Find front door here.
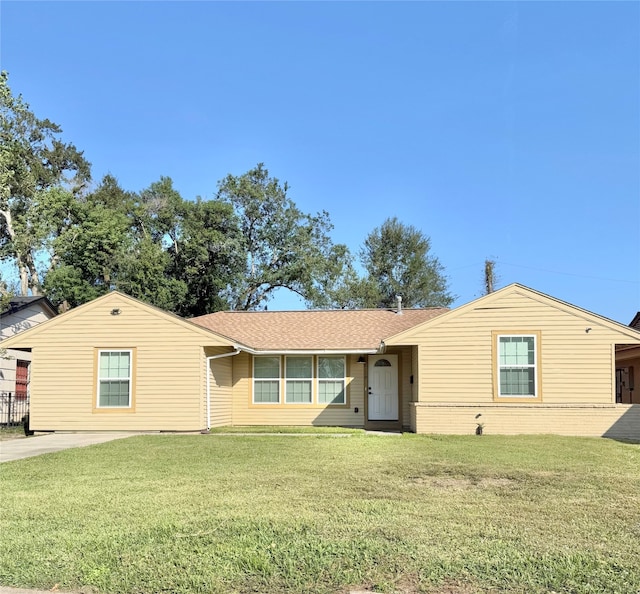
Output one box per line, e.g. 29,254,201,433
368,355,398,421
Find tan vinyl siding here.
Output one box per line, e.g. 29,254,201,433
207,347,235,427
398,292,635,406
22,294,231,431
231,353,365,427
413,403,640,440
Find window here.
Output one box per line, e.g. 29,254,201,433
252,355,348,406
253,356,281,403
374,359,391,367
97,350,132,407
318,356,346,405
285,357,312,403
495,334,539,399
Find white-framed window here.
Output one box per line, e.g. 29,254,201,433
97,350,132,408
285,356,313,404
253,356,281,403
317,356,346,405
496,335,538,398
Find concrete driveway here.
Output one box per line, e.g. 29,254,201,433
0,432,139,463
0,586,79,594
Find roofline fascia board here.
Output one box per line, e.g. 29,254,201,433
385,283,640,345
0,297,58,319
234,346,379,356
0,291,236,348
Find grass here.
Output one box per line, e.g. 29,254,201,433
0,424,25,440
1,434,639,594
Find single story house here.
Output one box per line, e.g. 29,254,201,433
2,283,639,439
0,296,57,423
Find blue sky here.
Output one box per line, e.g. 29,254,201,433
1,1,639,323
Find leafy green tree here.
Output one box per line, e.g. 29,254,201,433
45,175,189,312
133,176,184,249
117,235,188,312
44,176,133,308
0,279,15,312
0,71,90,295
217,163,350,310
359,217,454,308
44,174,246,315
169,198,244,317
301,244,375,310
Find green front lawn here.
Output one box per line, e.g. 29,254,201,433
1,433,639,593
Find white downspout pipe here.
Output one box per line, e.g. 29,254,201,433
205,349,241,432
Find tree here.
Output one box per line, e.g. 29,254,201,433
43,173,247,315
359,217,454,308
117,235,188,312
44,176,133,308
0,275,16,311
133,176,183,250
45,175,191,312
217,163,350,310
0,71,90,295
168,198,244,317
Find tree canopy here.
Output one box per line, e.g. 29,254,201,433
358,217,454,308
1,76,455,315
0,71,90,296
217,163,351,311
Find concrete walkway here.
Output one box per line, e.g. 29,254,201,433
0,432,139,463
0,585,389,594
1,584,382,594
0,584,73,594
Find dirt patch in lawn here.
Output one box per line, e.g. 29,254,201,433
409,476,515,490
347,576,483,593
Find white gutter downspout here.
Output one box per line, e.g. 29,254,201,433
205,349,241,431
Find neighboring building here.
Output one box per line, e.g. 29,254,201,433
1,284,639,439
0,296,57,423
615,312,640,405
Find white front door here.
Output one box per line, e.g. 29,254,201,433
368,354,398,421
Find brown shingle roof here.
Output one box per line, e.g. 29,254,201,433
190,308,448,351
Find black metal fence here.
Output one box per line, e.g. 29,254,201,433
0,391,29,428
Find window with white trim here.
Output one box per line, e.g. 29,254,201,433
285,356,313,403
97,350,132,407
317,356,346,405
253,356,281,403
497,335,537,398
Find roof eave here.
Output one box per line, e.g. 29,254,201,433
234,346,380,356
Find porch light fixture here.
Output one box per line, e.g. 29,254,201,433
111,308,122,316
357,356,366,364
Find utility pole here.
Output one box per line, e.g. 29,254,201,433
484,259,497,295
